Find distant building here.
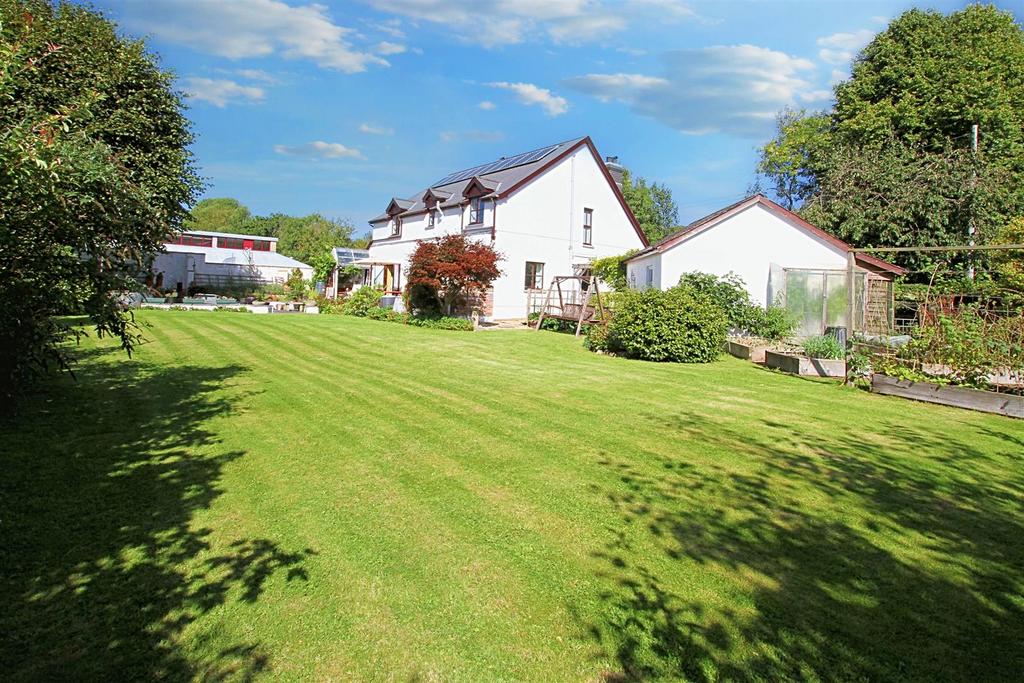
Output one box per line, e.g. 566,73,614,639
325,246,370,298
151,230,313,293
367,136,648,320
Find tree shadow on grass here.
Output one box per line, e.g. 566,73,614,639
580,412,1024,682
0,357,315,680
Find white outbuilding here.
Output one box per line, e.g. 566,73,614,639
625,195,905,336
150,230,313,294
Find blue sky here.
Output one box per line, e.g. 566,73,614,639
96,0,998,229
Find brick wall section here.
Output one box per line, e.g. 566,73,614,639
460,288,494,317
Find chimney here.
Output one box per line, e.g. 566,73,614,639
604,155,625,190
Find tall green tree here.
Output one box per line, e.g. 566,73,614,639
622,170,679,242
187,198,251,233
184,200,360,281
275,214,354,269
1,0,200,398
756,5,1024,271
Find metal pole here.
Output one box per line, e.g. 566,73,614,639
845,250,855,386
968,123,978,280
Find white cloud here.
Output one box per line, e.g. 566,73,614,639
359,123,394,135
439,131,459,143
356,0,695,47
565,45,818,137
486,81,569,116
478,100,497,110
121,0,388,73
546,13,627,44
274,141,365,160
817,29,875,65
367,18,406,38
799,89,833,102
233,68,278,84
182,77,264,107
375,41,407,55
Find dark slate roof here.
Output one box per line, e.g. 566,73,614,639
369,137,585,224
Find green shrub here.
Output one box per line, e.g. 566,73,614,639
361,306,474,331
365,306,405,323
902,305,1024,387
606,286,727,362
584,323,612,352
410,316,474,331
407,282,443,318
677,271,795,340
342,287,383,316
591,250,639,292
746,305,796,341
803,335,844,359
315,294,343,314
256,283,287,300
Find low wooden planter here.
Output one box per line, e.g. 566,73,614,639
726,340,770,363
871,374,1023,419
765,350,846,378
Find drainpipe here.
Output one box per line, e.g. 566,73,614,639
568,152,576,264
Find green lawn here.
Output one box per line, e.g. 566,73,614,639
2,310,1023,681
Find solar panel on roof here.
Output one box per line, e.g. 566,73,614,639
433,143,560,186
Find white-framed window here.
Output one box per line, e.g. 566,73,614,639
469,197,484,224
645,265,654,288
583,208,593,246
428,209,436,228
391,216,402,237
525,261,544,290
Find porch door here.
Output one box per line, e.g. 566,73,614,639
383,265,396,292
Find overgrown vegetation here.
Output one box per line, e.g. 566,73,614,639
677,271,795,340
802,334,844,360
886,305,1024,388
0,0,201,399
756,5,1024,274
365,306,474,331
599,286,727,362
341,286,383,316
591,250,639,292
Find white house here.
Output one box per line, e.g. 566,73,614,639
625,195,905,336
367,137,649,320
151,230,314,293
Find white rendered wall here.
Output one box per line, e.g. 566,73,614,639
368,145,645,320
490,146,644,319
628,203,849,305
150,250,312,289
625,252,662,291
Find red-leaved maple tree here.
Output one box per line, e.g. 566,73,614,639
406,235,503,316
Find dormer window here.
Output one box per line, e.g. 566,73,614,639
428,210,436,228
391,216,402,237
469,197,484,224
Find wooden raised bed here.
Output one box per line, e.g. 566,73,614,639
726,340,770,363
871,374,1023,419
765,350,846,378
